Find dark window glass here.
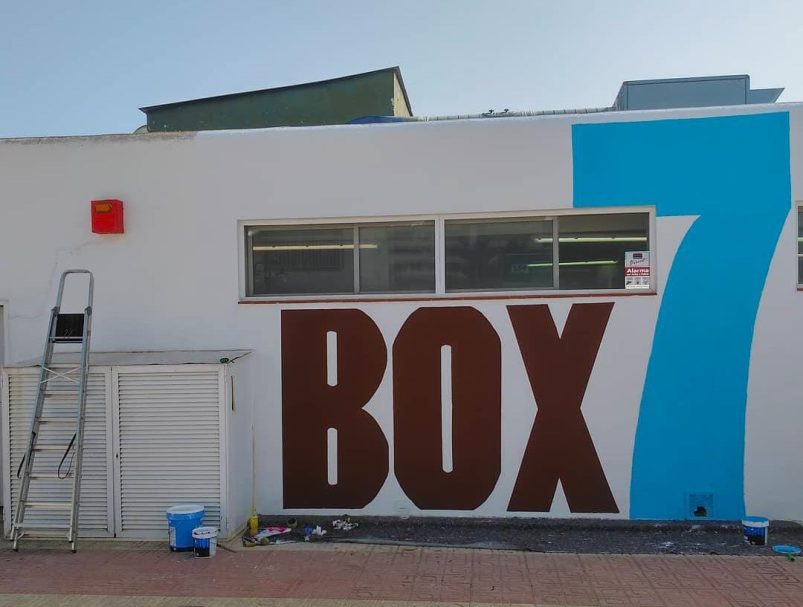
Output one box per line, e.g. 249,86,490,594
359,223,436,293
558,213,649,290
445,219,553,291
248,226,354,295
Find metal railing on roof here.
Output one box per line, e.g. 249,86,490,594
350,106,614,125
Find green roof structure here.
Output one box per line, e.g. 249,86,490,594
140,66,412,132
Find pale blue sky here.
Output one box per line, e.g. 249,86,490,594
1,0,800,137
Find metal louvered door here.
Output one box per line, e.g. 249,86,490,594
112,366,225,539
5,367,114,537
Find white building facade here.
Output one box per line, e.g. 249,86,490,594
1,101,802,528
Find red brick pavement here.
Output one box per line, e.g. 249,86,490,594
0,544,802,606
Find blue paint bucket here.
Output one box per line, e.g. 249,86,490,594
742,516,769,546
192,526,218,557
166,504,204,552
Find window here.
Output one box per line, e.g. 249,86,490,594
243,210,652,298
359,223,435,293
444,212,649,292
798,207,803,285
246,222,436,296
445,219,553,291
248,226,355,295
558,213,650,290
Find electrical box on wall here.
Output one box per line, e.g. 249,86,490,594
91,199,124,234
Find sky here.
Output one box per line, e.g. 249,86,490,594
1,0,801,138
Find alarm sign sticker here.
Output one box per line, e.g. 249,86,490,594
625,251,651,289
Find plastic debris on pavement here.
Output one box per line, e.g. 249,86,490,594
773,545,801,561
241,515,360,547
304,525,327,542
333,515,359,532
241,515,296,547
254,527,292,541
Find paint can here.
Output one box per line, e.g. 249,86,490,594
742,516,769,546
166,504,204,552
192,526,218,557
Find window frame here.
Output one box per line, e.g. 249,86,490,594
238,206,657,301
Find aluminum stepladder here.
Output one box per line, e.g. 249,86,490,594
10,270,94,552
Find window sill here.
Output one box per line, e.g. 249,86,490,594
238,289,657,305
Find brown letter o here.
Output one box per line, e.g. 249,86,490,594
393,307,501,510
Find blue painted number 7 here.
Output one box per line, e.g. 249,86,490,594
572,112,791,520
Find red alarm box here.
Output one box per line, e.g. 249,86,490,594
91,199,124,234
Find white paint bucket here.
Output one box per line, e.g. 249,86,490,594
742,516,769,546
192,526,218,557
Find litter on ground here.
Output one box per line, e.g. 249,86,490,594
241,515,358,547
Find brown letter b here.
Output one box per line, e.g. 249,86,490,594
282,309,388,508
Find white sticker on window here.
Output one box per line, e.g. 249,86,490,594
625,251,651,289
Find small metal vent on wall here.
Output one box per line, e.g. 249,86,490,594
687,493,714,520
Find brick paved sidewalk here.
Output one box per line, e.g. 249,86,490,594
0,542,802,606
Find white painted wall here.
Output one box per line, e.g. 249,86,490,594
226,350,255,533
1,102,801,521
744,105,803,521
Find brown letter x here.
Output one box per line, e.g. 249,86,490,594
507,303,618,513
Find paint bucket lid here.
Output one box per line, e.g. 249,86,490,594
192,526,218,539
773,545,801,555
166,504,204,520
742,516,769,527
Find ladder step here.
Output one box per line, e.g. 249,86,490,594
29,473,73,480
38,418,76,425
24,501,72,510
15,523,71,530
14,531,72,540
33,444,73,451
44,390,79,397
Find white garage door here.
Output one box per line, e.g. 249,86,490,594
114,367,222,538
6,368,113,536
